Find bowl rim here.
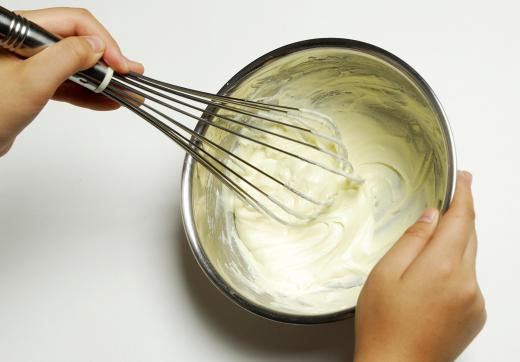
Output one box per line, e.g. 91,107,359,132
180,38,457,324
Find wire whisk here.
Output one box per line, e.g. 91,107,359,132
0,6,361,224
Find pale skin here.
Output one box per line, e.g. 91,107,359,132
0,7,144,157
1,8,486,361
354,172,486,361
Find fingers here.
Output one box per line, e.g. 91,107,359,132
21,36,105,98
377,208,439,278
50,58,144,110
51,53,145,108
17,7,145,110
127,59,145,74
450,171,475,216
425,171,476,261
52,81,120,110
19,7,142,74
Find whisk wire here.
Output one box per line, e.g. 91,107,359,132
105,85,327,206
120,74,317,134
126,72,299,112
0,5,362,225
104,88,320,223
111,76,346,161
110,75,356,178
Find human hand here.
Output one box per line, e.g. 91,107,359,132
0,7,144,156
354,171,486,362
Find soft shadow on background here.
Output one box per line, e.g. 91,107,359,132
176,224,356,362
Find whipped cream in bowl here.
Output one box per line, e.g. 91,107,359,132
181,39,456,323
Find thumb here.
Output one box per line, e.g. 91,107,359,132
22,36,105,97
378,208,439,277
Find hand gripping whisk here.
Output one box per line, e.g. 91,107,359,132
0,6,361,224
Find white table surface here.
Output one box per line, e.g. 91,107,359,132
1,0,518,361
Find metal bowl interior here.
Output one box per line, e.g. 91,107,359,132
181,38,456,324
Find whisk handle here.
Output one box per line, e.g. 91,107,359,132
0,6,113,93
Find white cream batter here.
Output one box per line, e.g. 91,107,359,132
192,48,447,316
224,108,360,224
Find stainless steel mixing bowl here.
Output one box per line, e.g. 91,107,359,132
180,38,456,324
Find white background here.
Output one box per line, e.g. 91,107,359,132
1,0,518,361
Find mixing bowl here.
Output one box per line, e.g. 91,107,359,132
180,38,456,324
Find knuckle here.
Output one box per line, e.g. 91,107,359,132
474,294,486,316
478,302,488,327
452,207,476,222
470,287,486,308
404,225,429,240
469,293,487,330
459,282,480,303
76,7,93,18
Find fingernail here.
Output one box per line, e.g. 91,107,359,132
464,171,473,186
457,170,473,186
419,208,438,223
85,36,105,53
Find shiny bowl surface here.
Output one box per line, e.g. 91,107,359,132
181,38,456,324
